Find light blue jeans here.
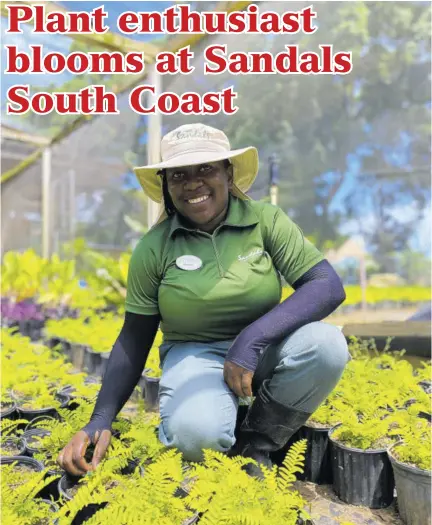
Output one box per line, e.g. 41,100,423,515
158,321,350,461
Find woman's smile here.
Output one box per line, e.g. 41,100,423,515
186,194,210,205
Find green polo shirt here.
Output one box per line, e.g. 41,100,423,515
125,196,324,342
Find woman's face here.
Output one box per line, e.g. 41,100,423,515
165,161,233,233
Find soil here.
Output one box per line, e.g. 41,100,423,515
20,402,54,410
0,402,14,413
306,420,333,430
2,442,21,455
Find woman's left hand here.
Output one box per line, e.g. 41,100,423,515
223,361,254,398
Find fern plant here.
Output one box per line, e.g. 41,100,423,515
56,449,191,525
184,441,310,525
1,463,60,524
330,407,397,450
387,409,431,471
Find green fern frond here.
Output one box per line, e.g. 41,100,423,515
277,439,307,492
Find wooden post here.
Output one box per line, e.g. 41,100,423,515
270,185,279,206
42,147,51,258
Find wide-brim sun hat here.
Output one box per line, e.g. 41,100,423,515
133,123,259,223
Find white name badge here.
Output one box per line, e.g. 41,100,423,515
176,255,202,271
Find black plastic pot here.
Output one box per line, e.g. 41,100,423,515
282,423,333,484
17,392,70,422
83,347,102,375
143,374,160,411
19,319,45,341
1,455,44,471
70,343,87,370
1,436,26,456
59,474,106,524
388,441,431,525
137,368,152,400
328,424,395,508
0,400,17,420
39,469,63,503
61,339,73,361
24,415,56,432
23,428,51,456
97,352,110,378
46,336,62,350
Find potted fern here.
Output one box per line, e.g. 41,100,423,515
57,450,202,525
1,392,17,420
14,389,70,422
1,436,26,456
57,449,144,524
23,428,52,456
1,461,60,524
1,418,28,456
328,408,396,508
184,440,313,524
387,415,431,525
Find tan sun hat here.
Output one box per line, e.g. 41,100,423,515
133,123,259,223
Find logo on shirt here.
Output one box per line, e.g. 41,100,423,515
238,249,264,262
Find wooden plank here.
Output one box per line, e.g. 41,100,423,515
342,321,431,338
342,321,431,358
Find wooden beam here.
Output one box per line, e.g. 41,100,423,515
343,321,431,338
343,321,431,358
1,125,51,146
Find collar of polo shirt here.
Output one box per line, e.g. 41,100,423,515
168,195,259,238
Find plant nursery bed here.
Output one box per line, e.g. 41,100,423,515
294,481,402,525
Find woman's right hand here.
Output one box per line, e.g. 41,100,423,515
56,428,112,476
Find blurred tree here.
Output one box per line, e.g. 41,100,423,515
396,249,431,285
164,2,431,252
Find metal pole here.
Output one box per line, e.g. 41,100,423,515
147,64,162,229
42,147,51,258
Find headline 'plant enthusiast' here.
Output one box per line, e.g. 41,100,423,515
57,124,350,478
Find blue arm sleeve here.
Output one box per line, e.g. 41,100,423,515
82,311,160,440
225,259,346,372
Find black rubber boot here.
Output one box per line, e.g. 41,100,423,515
230,379,312,479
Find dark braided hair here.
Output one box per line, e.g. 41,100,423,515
159,159,232,218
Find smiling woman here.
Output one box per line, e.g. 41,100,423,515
58,123,349,483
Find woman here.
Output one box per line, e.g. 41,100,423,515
57,123,349,479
